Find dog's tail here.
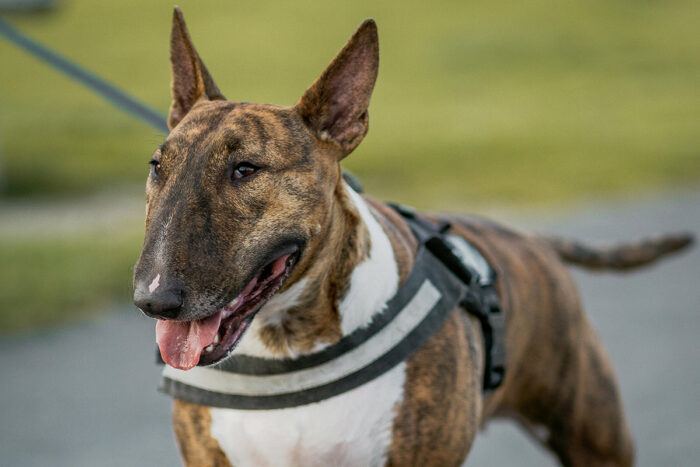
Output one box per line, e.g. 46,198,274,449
541,232,694,271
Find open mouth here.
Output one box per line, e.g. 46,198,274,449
156,246,299,370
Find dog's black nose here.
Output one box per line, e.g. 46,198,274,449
133,285,184,319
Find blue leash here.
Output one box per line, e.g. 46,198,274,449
0,16,169,134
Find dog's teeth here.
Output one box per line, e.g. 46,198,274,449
205,344,214,352
214,334,220,344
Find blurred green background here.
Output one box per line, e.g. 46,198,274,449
1,0,699,331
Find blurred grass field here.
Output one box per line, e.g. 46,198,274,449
0,229,141,330
1,0,699,331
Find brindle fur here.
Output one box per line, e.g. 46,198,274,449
173,399,232,467
134,8,694,466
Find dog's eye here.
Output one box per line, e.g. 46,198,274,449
232,162,258,181
149,160,161,179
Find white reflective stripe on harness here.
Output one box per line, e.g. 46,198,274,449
445,234,492,286
163,280,440,396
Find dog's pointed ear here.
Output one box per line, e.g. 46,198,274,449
295,19,379,157
168,7,225,130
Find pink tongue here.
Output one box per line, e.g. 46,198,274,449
156,310,223,370
156,255,291,370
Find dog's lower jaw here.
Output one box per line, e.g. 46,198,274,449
231,278,309,358
156,250,299,369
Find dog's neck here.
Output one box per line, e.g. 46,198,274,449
233,181,400,359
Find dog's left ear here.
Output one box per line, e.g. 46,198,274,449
295,19,379,158
168,7,225,130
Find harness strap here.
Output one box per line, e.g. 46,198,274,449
160,246,465,409
158,204,506,409
388,203,506,391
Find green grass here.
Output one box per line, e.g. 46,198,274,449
1,0,699,205
1,0,699,331
0,228,143,331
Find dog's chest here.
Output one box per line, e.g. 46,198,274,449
207,362,405,467
203,187,404,466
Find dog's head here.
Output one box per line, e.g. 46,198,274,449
133,8,378,370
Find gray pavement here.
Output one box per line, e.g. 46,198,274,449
1,190,698,466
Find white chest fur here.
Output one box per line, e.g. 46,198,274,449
209,362,405,467
207,185,404,466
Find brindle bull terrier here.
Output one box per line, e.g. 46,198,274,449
133,8,693,466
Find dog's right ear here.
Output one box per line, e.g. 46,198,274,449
295,19,379,158
168,7,225,130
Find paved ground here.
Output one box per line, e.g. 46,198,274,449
0,185,144,238
1,190,698,466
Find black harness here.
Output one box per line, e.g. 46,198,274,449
390,204,506,391
158,203,506,410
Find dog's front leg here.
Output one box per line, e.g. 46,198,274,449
173,399,233,467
